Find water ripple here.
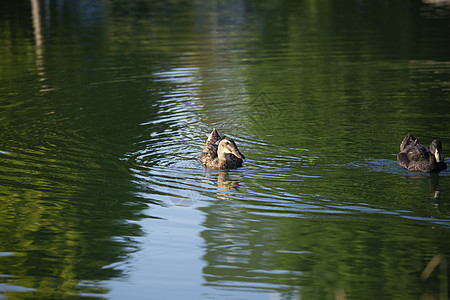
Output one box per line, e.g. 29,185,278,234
124,59,450,233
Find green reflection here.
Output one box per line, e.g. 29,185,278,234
201,170,449,299
0,0,163,297
0,0,449,299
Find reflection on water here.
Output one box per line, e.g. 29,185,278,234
1,0,450,299
216,170,242,200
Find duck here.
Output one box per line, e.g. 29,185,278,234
397,133,447,172
199,128,245,169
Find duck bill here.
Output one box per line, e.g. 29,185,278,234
434,149,443,163
231,149,245,159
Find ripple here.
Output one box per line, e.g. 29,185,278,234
121,59,450,238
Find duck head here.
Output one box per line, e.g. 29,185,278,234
218,138,245,160
430,140,443,163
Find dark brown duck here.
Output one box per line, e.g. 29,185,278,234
199,128,245,169
397,133,447,172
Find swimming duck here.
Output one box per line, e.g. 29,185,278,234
397,133,447,172
199,128,245,169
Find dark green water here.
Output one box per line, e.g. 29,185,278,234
1,0,450,299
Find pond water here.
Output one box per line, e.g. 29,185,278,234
1,0,450,299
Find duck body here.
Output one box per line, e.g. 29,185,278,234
397,133,447,172
199,128,245,169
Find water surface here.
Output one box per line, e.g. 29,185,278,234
1,0,450,299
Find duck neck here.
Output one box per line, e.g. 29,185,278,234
217,148,229,161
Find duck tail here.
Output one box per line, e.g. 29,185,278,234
207,128,221,143
400,133,418,151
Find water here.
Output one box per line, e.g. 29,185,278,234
1,0,450,299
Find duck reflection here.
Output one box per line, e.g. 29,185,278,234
216,170,241,200
429,172,442,200
401,172,442,200
203,170,241,201
399,172,446,219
